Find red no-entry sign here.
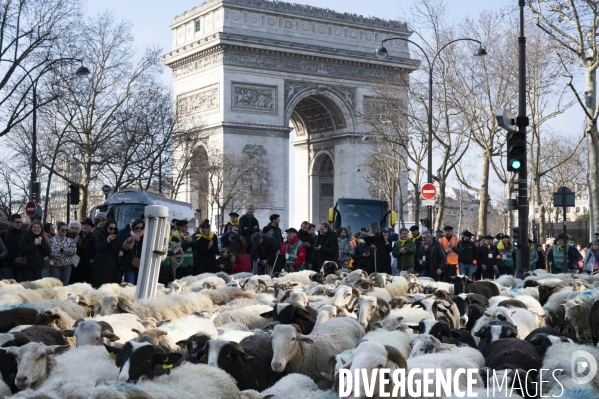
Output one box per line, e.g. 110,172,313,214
25,201,37,217
421,183,437,200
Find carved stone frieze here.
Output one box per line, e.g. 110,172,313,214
242,144,267,157
331,86,356,108
231,83,277,114
177,84,219,116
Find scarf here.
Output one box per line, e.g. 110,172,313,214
411,232,422,240
497,241,511,251
397,238,407,245
196,231,215,241
227,220,239,226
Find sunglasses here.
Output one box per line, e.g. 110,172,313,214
60,229,68,232
134,226,144,231
107,227,116,231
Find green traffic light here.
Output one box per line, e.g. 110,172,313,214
510,159,522,170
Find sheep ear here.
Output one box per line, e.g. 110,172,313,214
326,289,336,297
229,341,253,361
47,345,70,355
117,298,134,313
154,352,183,368
176,340,187,349
156,319,171,326
0,346,18,355
297,334,315,344
61,328,76,337
260,311,274,318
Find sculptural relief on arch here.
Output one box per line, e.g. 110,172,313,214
163,0,417,227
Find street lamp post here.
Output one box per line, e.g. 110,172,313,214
1,58,90,216
374,39,486,231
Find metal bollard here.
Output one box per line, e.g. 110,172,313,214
135,205,170,300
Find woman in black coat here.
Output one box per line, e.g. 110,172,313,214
310,222,339,270
120,219,145,285
18,220,51,282
91,220,121,288
192,219,219,274
363,227,393,275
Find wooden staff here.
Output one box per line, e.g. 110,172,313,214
270,253,280,277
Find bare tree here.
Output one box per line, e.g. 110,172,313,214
0,0,82,137
527,0,599,237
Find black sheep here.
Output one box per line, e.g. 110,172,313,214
537,284,564,306
260,303,316,334
20,326,69,346
408,319,477,348
474,321,518,356
195,334,287,391
497,299,528,309
451,293,488,330
0,308,39,333
526,332,571,357
589,300,599,346
483,338,543,396
451,276,500,299
0,332,31,394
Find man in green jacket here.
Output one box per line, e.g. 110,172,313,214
392,227,416,272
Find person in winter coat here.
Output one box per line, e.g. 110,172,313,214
456,230,477,279
170,220,194,279
158,239,176,286
217,248,233,274
221,212,240,235
192,219,219,274
417,231,446,280
221,225,246,256
239,205,260,247
49,222,77,286
363,227,393,275
282,228,306,272
71,218,96,284
352,231,371,271
310,222,339,271
583,240,599,274
527,239,539,271
547,234,578,274
535,244,546,271
252,232,282,274
297,222,313,269
91,220,120,288
1,214,26,282
409,225,423,272
336,227,353,264
392,227,416,273
120,219,145,284
497,235,516,276
18,220,51,282
265,214,283,248
476,235,500,280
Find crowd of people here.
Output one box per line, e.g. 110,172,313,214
1,207,598,286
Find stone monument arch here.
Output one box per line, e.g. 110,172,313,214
163,0,418,227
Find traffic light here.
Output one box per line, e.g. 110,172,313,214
513,227,520,248
69,184,80,205
506,131,526,172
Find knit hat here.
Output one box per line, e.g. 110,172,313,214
285,228,298,234
262,226,273,234
95,212,107,221
461,230,474,238
229,212,239,217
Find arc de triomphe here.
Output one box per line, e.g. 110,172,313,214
162,0,417,227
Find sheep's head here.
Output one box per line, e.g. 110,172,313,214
356,296,390,330
339,341,407,397
33,309,62,328
193,308,220,320
270,324,314,373
2,342,69,390
562,300,582,321
62,319,119,347
331,285,361,311
100,295,134,316
407,282,424,294
409,334,454,358
315,305,338,326
353,277,374,294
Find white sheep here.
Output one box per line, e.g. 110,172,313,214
88,362,241,399
361,329,412,359
270,317,365,383
541,341,599,393
337,340,408,399
471,306,539,340
5,344,119,398
562,289,599,340
65,314,145,346
488,294,545,317
214,304,274,329
241,373,339,399
98,292,213,320
20,277,63,290
494,275,522,289
385,276,409,297
158,312,219,343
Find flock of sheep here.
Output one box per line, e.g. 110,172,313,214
0,263,597,399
